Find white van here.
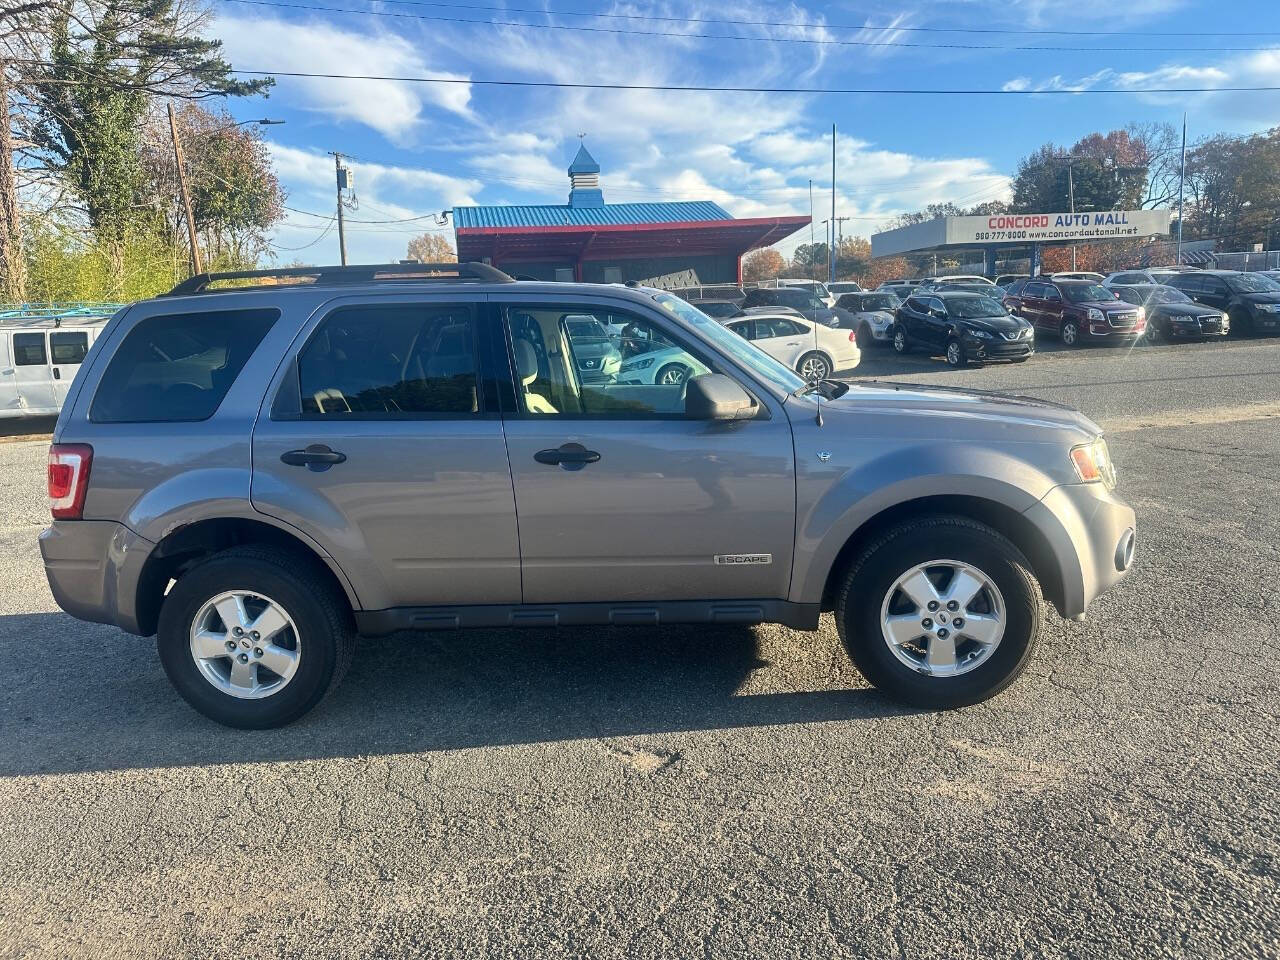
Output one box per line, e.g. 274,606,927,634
0,312,114,418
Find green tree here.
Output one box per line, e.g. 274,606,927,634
14,0,271,241
138,102,285,263
1011,131,1148,214
791,242,829,270
1183,128,1280,247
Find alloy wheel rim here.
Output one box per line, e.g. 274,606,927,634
801,356,829,380
894,331,906,351
1063,324,1077,344
189,590,301,700
878,560,1005,678
947,342,961,365
658,365,687,384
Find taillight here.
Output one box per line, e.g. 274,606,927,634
49,443,93,520
848,330,856,342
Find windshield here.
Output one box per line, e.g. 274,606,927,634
859,294,899,311
1226,273,1280,293
1149,286,1191,304
654,293,805,394
946,297,1007,319
1062,283,1116,303
776,288,822,310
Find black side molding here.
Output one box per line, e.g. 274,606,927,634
354,600,821,636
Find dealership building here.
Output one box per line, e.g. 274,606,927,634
452,146,809,286
871,209,1173,275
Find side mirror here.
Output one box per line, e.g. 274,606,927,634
685,373,757,421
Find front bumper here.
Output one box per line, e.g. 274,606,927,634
1252,311,1280,331
39,520,154,635
1022,482,1136,619
963,335,1034,360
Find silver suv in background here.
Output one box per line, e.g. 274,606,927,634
41,263,1137,728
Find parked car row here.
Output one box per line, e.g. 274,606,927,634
881,269,1280,369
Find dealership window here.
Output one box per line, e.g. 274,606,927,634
554,268,574,282
602,266,623,284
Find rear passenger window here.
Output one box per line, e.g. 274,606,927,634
12,333,46,365
298,305,478,416
91,309,279,423
50,331,89,364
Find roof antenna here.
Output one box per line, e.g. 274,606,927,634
813,379,824,426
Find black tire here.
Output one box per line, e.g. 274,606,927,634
797,351,832,381
157,545,355,728
893,325,910,354
1061,319,1082,346
655,362,691,385
1145,317,1162,343
945,337,967,368
835,516,1042,709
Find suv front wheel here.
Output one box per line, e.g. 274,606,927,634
157,546,355,728
835,516,1041,708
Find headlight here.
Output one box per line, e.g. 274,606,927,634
620,356,655,372
1070,436,1117,489
967,328,993,339
1258,303,1280,313
1086,308,1104,322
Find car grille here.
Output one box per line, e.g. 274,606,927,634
579,358,599,369
1000,328,1032,341
1197,315,1222,332
1107,311,1139,328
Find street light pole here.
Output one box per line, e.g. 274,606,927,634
1177,113,1186,266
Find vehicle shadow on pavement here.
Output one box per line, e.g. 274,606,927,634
0,613,914,776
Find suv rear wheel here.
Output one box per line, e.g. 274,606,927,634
157,546,355,728
835,516,1041,708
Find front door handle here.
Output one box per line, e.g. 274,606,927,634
281,444,347,470
52,368,61,379
534,442,601,470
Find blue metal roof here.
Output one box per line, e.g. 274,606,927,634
454,200,735,230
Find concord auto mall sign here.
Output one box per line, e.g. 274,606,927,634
871,209,1172,258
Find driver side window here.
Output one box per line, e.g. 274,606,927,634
504,305,711,418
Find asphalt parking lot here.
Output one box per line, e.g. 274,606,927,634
1,338,1278,959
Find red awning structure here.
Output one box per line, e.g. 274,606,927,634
456,216,810,275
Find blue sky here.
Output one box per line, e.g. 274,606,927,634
208,0,1280,263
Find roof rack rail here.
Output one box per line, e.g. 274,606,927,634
164,261,515,297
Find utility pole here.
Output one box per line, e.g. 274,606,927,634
332,152,350,266
167,102,203,276
830,123,837,284
1177,113,1186,266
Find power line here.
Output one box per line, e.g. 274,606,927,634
228,68,1280,96
352,0,1280,39
218,0,1280,52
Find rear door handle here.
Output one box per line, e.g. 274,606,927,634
281,444,347,470
534,442,601,470
52,368,61,379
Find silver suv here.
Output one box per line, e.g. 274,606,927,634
40,263,1137,728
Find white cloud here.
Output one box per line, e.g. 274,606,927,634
214,14,472,142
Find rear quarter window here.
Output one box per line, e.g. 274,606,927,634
90,309,280,423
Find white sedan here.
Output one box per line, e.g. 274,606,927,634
723,312,860,380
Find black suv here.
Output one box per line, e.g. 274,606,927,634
894,291,1035,367
741,287,854,328
1164,270,1280,336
